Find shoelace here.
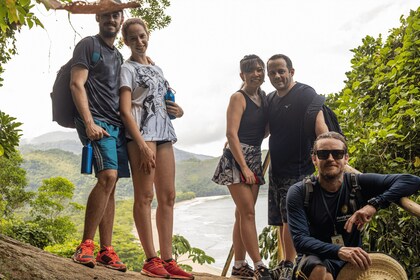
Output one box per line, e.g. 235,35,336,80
151,258,165,267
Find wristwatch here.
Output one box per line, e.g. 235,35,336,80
367,197,381,211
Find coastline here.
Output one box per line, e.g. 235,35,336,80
131,198,224,276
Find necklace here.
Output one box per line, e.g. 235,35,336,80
242,88,260,104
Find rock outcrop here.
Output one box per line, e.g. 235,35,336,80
0,234,226,280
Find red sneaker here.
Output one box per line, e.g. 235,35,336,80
96,245,127,272
72,239,96,268
141,257,170,278
164,259,194,280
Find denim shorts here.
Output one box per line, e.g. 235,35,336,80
268,173,307,225
75,117,130,178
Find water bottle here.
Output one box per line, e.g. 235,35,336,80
81,142,93,174
164,87,176,120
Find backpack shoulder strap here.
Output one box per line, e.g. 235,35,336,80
348,173,363,212
303,175,314,209
90,35,102,65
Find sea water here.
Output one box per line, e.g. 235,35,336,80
173,188,269,270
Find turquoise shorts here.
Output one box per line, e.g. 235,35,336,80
75,117,130,178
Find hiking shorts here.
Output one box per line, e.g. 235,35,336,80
75,117,130,178
293,255,345,279
268,173,306,225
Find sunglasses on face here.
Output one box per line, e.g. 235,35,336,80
315,149,346,160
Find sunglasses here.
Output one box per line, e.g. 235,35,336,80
315,149,346,160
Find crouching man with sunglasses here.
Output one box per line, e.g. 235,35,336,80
286,131,420,280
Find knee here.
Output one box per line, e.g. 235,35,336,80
158,190,176,208
309,265,328,280
240,208,256,222
96,172,118,194
135,191,154,208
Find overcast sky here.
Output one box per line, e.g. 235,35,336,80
1,0,418,156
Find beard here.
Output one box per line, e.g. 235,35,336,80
319,165,343,182
100,25,120,38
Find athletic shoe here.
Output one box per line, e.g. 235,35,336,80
270,260,284,280
163,259,195,279
231,263,254,279
141,257,170,278
279,266,293,280
253,266,272,280
72,239,96,268
96,245,127,272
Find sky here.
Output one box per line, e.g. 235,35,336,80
1,0,419,157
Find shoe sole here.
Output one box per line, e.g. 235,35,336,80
141,269,170,279
72,256,95,268
169,274,195,280
97,261,127,272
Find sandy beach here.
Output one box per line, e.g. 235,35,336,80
131,201,223,276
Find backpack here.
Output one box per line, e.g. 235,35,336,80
322,104,344,137
50,36,101,128
303,173,363,215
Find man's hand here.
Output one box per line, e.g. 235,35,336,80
86,123,110,141
338,247,371,270
138,144,156,174
344,205,377,232
166,101,184,118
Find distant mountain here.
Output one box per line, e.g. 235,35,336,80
20,131,214,162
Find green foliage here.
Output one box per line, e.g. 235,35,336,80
329,7,420,276
362,195,420,279
44,239,82,257
0,111,23,158
129,0,171,32
0,151,32,219
172,234,215,272
258,226,279,268
0,0,43,86
4,220,53,249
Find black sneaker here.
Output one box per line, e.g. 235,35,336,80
253,266,272,280
231,263,254,279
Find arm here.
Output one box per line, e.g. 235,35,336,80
344,173,420,232
119,86,155,174
315,110,329,136
70,66,109,140
226,92,255,185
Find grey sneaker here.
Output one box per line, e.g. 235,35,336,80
231,263,254,279
253,266,272,280
279,266,293,280
270,261,284,280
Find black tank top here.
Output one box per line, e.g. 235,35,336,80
237,90,266,146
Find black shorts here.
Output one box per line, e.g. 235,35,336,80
293,255,345,279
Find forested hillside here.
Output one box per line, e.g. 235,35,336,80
19,131,238,202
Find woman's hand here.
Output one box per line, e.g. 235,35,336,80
166,101,184,118
138,144,156,174
241,166,256,185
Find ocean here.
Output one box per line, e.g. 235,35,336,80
173,188,269,270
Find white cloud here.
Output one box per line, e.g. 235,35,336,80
0,0,418,156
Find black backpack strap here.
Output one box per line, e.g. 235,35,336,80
348,173,363,212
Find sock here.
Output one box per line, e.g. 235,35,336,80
254,260,264,269
146,256,158,262
234,260,245,269
284,260,294,268
165,258,174,263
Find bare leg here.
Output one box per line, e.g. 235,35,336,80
82,169,118,242
99,184,116,246
228,183,261,263
283,223,296,262
129,141,158,259
154,142,176,260
232,208,246,262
